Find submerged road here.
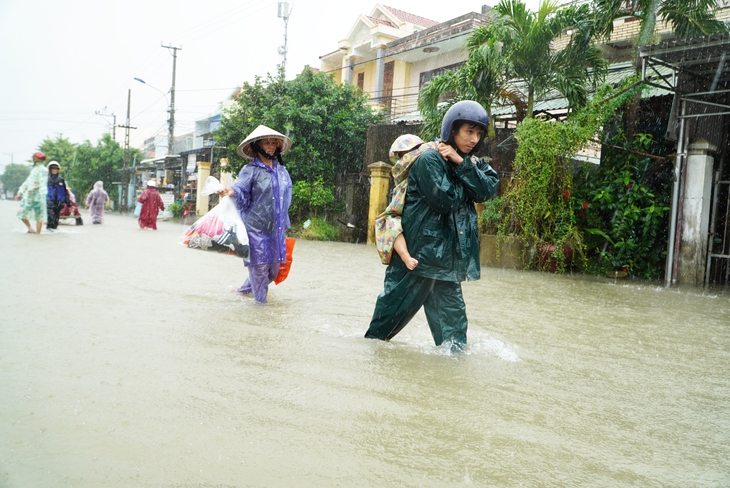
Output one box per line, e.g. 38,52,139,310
1,200,729,487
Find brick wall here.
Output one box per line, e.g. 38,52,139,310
552,7,730,52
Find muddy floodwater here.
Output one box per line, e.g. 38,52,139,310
0,200,728,487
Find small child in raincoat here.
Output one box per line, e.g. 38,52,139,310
374,134,437,270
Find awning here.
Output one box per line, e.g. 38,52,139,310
639,33,730,85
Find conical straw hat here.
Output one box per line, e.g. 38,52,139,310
236,125,292,159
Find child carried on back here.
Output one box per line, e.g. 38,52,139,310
374,134,437,270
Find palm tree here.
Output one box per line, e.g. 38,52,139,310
491,0,608,117
418,0,607,133
594,0,726,46
418,0,607,170
418,25,520,167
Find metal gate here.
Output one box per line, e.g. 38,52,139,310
706,166,730,286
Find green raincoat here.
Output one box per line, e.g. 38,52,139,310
365,148,499,347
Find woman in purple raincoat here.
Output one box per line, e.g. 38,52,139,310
85,181,109,224
218,125,293,303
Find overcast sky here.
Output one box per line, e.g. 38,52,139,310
0,0,540,172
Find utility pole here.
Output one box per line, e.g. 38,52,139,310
95,107,117,141
117,89,137,213
277,2,291,80
162,43,182,193
161,43,181,156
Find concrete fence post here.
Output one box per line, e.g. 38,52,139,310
196,161,211,216
678,138,716,285
367,161,392,245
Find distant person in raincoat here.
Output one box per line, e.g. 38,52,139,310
137,180,165,230
85,181,109,224
365,101,500,351
218,125,293,304
45,161,72,231
15,151,49,234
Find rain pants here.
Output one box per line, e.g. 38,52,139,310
46,173,71,230
230,157,292,303
365,148,499,347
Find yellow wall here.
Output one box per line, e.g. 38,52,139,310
353,62,378,96
320,62,342,83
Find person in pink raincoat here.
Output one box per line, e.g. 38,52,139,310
85,181,109,224
137,180,165,230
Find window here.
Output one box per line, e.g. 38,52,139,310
419,62,464,89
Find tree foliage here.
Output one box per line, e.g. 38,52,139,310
418,25,512,141
215,68,384,218
418,0,608,142
66,134,129,201
36,133,140,202
39,136,77,170
593,0,727,46
0,163,31,196
592,0,727,137
491,0,608,114
574,131,672,280
493,79,644,272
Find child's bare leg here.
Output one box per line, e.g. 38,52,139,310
35,221,43,234
394,233,418,270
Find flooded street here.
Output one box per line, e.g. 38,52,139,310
1,199,728,487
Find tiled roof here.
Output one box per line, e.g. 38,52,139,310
368,16,396,28
382,5,440,28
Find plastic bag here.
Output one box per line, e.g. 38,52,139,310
201,175,224,196
134,201,142,217
177,196,249,257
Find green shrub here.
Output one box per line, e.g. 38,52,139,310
479,196,504,234
167,202,184,218
573,131,671,279
294,217,339,241
290,177,335,219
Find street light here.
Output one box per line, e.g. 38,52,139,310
134,77,172,156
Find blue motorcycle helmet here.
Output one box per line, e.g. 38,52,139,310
439,101,489,154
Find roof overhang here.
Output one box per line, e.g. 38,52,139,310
639,33,730,87
319,47,348,65
386,12,491,64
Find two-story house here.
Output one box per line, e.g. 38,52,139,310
319,4,492,122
